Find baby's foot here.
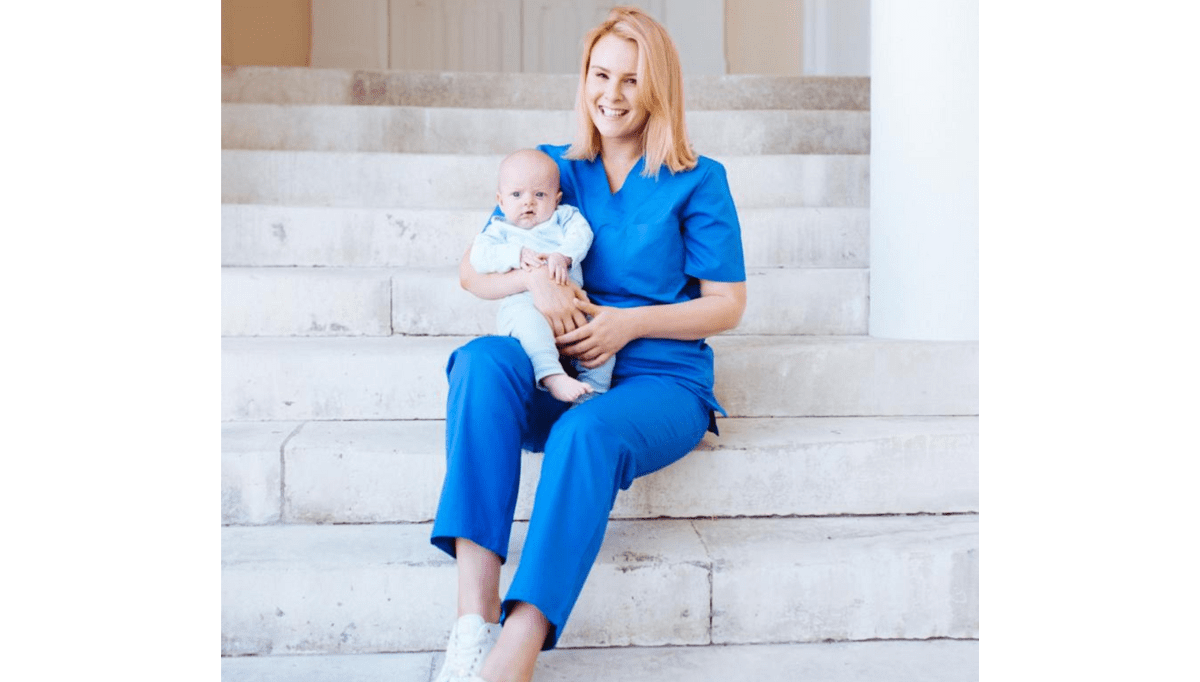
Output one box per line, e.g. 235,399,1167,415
542,374,594,403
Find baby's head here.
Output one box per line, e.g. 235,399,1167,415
497,149,562,228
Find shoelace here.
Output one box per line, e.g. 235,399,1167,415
444,630,488,678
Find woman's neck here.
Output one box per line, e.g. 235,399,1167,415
600,139,643,193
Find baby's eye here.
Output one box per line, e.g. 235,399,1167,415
510,191,521,197
535,192,546,198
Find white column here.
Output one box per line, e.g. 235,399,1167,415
869,0,978,340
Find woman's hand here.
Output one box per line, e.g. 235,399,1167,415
556,299,637,368
526,266,589,336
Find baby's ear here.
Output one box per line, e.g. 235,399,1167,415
556,190,563,204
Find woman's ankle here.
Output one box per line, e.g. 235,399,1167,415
479,603,549,682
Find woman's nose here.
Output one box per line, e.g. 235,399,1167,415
606,79,621,101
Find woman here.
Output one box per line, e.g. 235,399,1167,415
430,7,746,682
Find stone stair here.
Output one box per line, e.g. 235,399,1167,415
221,66,978,681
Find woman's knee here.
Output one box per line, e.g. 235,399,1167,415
543,408,631,483
447,336,532,385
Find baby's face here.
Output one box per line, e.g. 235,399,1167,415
497,156,561,228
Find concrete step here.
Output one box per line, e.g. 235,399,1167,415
221,150,869,209
220,266,869,337
222,66,870,111
222,639,977,682
221,204,869,269
222,416,978,526
222,103,870,155
221,515,977,655
220,336,978,421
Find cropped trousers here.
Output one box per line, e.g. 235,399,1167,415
430,336,710,649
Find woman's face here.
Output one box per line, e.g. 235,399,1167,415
584,34,648,146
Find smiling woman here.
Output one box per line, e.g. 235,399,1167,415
432,7,747,682
567,9,697,187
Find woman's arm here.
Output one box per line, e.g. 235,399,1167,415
459,247,591,335
557,279,747,368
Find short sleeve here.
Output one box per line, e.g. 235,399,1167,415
682,161,746,282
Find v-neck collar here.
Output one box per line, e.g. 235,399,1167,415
599,155,645,197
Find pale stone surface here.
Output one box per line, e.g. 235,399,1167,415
267,417,976,524
531,640,977,682
739,207,869,268
697,515,979,643
222,104,573,154
547,520,710,648
221,523,456,655
218,267,867,337
220,336,459,421
221,336,978,420
222,651,436,682
222,104,869,155
221,205,484,268
721,154,869,208
690,109,870,155
222,518,974,655
738,268,867,335
221,520,710,654
389,268,496,337
220,151,499,210
221,422,299,525
282,420,447,524
222,67,869,110
390,268,866,337
619,416,978,517
221,151,869,209
222,204,869,269
223,640,977,682
221,66,356,105
221,268,393,336
709,335,979,417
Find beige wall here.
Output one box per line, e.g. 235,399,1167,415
222,0,312,66
310,0,388,69
311,0,726,75
232,0,867,76
725,0,804,75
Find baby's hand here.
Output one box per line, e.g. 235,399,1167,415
545,252,571,285
520,247,544,271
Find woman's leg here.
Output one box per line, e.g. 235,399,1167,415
431,335,564,565
430,337,566,682
455,538,503,623
478,602,549,682
479,376,710,680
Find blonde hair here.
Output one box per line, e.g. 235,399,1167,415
564,6,697,177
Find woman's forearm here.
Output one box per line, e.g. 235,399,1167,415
459,248,529,300
559,280,745,367
460,247,591,333
624,280,747,341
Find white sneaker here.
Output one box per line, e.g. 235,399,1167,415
433,614,502,682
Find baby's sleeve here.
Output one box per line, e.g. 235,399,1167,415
469,219,523,274
554,205,594,264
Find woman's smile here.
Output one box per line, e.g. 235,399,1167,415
586,34,647,143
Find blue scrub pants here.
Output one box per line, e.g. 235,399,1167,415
431,336,710,650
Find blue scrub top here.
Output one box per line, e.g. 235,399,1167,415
493,143,747,431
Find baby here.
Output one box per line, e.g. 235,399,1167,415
470,148,614,403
